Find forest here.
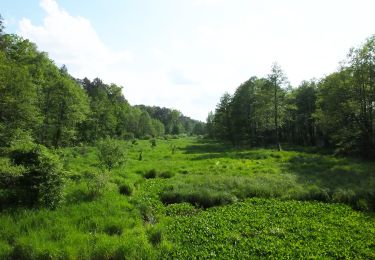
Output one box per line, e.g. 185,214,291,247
0,15,375,259
208,34,375,158
0,19,204,149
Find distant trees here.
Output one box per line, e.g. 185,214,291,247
135,105,204,136
209,34,375,158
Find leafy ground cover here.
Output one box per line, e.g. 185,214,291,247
0,137,374,259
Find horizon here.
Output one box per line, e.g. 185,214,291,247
2,0,375,121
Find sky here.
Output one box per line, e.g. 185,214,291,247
2,0,375,121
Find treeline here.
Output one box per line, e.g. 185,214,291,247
0,22,204,148
135,105,206,136
208,35,375,158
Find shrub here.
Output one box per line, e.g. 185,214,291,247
97,138,127,171
7,144,65,209
84,171,108,198
118,182,133,196
144,169,157,179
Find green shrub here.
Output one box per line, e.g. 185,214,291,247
144,169,157,179
118,182,133,196
8,145,64,209
84,171,109,198
97,138,127,171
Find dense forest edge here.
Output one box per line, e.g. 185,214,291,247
1,14,375,259
0,17,205,150
208,35,375,159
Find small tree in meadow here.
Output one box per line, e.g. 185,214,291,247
97,138,127,171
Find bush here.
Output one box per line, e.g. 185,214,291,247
118,182,133,196
6,144,65,209
84,171,108,198
144,169,157,179
97,138,127,171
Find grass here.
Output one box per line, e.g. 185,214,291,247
0,137,375,258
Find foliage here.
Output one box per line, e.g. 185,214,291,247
84,171,109,198
97,138,127,171
209,34,375,157
0,30,204,149
163,198,375,259
2,144,65,209
0,137,374,259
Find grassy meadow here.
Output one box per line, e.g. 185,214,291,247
0,137,375,259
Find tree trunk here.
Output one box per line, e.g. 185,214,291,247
274,82,281,151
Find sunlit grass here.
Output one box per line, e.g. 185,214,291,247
1,137,375,258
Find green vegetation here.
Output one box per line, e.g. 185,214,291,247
164,198,375,259
1,15,375,259
208,35,375,158
0,137,374,258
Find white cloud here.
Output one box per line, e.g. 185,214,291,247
19,0,133,80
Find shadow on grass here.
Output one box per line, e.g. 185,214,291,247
285,155,373,189
182,140,234,155
181,139,375,210
182,139,279,161
284,154,375,211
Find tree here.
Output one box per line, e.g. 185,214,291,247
213,93,234,143
41,74,89,147
206,112,215,138
97,138,127,171
0,14,5,48
347,35,375,156
230,77,257,145
314,35,375,156
268,63,288,151
0,51,41,145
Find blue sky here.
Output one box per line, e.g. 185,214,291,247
2,0,375,121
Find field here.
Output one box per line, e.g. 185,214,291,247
0,137,375,259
